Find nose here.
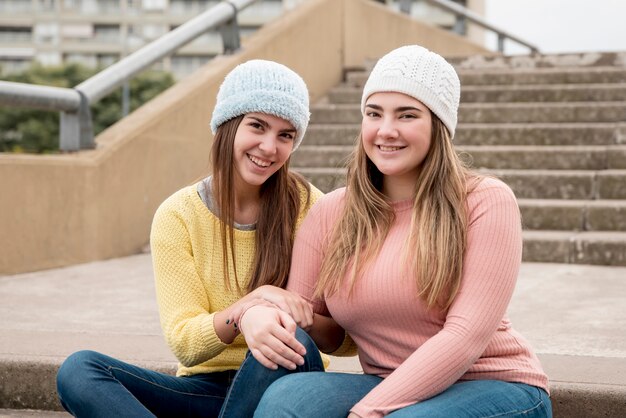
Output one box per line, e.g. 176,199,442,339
377,117,398,139
258,134,277,156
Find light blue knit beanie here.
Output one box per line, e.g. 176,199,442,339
210,59,310,151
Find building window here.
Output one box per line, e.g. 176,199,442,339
94,24,120,42
0,58,32,75
34,23,59,44
0,27,32,43
0,0,32,13
37,0,57,12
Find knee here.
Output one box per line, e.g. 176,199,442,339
57,350,103,397
255,376,300,417
294,328,323,370
295,328,319,358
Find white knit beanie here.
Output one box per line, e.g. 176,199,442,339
361,45,461,138
210,59,310,151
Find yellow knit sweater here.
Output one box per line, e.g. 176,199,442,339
150,180,322,377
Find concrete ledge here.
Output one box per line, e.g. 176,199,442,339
1,258,624,416
551,382,626,418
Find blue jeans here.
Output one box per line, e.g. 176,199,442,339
255,372,552,418
56,328,324,417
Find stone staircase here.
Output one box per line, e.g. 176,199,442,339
293,52,626,267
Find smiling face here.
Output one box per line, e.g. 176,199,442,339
361,92,433,198
232,112,296,195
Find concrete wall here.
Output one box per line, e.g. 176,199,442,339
343,0,490,68
0,0,489,275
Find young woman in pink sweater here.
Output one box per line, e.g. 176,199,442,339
238,45,552,417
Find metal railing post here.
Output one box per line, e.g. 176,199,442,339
220,0,241,54
498,34,505,53
452,14,466,35
59,90,93,151
399,0,412,14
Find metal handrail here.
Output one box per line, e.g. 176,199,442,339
399,0,539,53
0,0,258,152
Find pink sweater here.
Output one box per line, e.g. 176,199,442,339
287,177,549,417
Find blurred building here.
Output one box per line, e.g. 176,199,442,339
0,0,484,79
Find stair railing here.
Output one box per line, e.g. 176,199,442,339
0,0,258,152
396,0,539,54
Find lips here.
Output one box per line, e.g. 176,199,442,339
247,154,272,168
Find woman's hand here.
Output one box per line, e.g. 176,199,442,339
248,285,314,330
239,305,307,370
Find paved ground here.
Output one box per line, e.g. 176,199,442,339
1,255,625,415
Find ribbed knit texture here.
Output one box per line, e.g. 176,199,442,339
361,45,460,138
287,177,548,418
151,181,322,377
210,59,310,151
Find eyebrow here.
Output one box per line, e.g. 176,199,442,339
247,116,296,133
365,104,424,113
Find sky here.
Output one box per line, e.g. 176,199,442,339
483,0,626,55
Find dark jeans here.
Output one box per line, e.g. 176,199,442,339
56,328,323,417
256,373,552,418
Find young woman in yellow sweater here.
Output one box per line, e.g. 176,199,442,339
56,59,324,417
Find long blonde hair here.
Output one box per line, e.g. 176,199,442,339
316,115,479,310
211,116,310,294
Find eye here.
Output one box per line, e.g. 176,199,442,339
365,111,381,118
399,113,417,119
279,132,294,141
248,122,264,130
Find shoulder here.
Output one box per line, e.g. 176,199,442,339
466,176,520,223
153,184,201,226
156,184,197,212
296,179,324,209
467,176,517,206
307,187,347,224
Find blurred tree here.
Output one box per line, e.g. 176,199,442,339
0,63,174,153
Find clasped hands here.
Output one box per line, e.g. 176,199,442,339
230,286,313,371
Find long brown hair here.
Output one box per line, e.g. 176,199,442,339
210,116,310,294
316,115,480,310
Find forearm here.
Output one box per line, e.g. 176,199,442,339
212,289,269,344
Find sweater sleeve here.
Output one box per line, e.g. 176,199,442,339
150,193,228,367
286,194,331,316
287,189,358,356
351,180,523,417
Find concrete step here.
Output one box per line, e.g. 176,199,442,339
293,145,626,170
490,169,626,200
523,230,626,265
310,102,626,124
328,84,626,104
297,167,626,200
518,199,626,231
447,51,626,70
0,410,69,417
2,251,625,417
346,67,626,87
463,145,626,170
453,123,621,146
298,167,346,193
303,123,622,146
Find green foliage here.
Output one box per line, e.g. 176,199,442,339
0,63,174,153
